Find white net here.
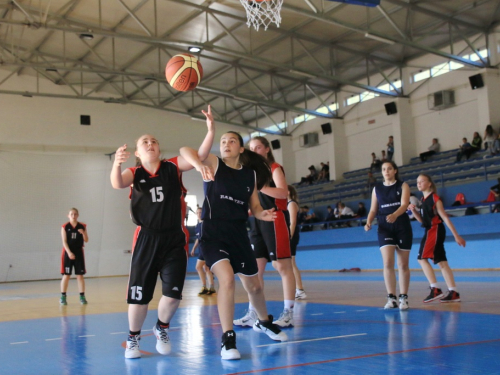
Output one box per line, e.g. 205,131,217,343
239,0,284,31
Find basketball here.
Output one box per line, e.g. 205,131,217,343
165,54,203,92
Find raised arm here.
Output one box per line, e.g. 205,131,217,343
177,105,216,172
436,200,466,247
260,167,288,199
110,144,134,189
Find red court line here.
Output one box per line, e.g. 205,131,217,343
227,338,500,374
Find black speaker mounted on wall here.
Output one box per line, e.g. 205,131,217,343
80,115,91,125
270,139,281,150
321,123,332,135
469,74,484,90
384,102,397,115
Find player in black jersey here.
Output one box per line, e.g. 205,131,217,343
111,106,215,359
60,208,89,306
181,131,288,361
409,174,466,303
365,161,413,310
288,185,306,300
190,207,215,296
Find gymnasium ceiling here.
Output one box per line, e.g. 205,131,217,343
0,0,499,134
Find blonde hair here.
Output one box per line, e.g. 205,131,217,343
69,207,79,214
419,174,437,193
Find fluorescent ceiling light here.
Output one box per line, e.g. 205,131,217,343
188,46,202,53
364,33,395,45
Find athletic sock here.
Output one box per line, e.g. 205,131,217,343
248,302,255,312
129,330,141,336
79,292,85,296
157,319,170,329
430,283,439,288
284,300,294,310
61,292,67,296
449,287,457,292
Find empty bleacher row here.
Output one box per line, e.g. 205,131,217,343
296,148,500,210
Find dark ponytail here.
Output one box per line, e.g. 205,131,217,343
226,131,271,190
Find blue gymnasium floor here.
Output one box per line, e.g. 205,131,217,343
2,299,500,375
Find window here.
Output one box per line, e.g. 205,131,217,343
413,70,430,82
346,95,360,106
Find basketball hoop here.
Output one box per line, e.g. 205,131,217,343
239,0,283,31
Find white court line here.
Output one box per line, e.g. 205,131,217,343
10,341,28,345
355,309,368,312
310,313,323,316
334,311,346,314
256,333,367,347
45,338,62,341
78,335,95,338
110,332,126,335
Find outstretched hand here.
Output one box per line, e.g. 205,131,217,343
114,144,130,166
201,105,214,132
197,164,215,181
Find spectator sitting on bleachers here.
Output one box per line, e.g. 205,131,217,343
483,124,497,154
355,202,367,218
490,178,500,213
491,133,500,156
419,138,440,162
323,205,336,229
364,172,377,198
387,136,394,161
456,137,472,162
297,206,307,225
301,205,318,231
298,165,317,185
338,203,355,227
370,152,381,172
317,162,330,182
381,150,388,163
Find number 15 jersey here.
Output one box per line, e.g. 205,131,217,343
128,158,186,235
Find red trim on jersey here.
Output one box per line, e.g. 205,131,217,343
131,226,141,254
430,194,442,226
274,210,292,258
270,162,288,211
60,248,66,274
422,225,438,259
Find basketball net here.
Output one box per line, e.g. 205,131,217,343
239,0,283,31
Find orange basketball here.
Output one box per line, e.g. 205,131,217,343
165,54,203,92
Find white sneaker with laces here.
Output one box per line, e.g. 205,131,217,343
253,315,288,341
295,289,307,300
125,334,141,359
273,309,294,327
399,295,409,310
384,296,398,310
153,325,172,355
233,309,258,327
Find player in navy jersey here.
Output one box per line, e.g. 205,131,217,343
190,207,215,296
180,131,288,361
234,136,296,328
365,161,413,310
409,174,466,303
60,207,88,306
110,106,215,359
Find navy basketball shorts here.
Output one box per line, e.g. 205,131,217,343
200,219,258,276
418,223,447,264
377,216,413,251
290,231,300,257
250,210,291,261
127,228,187,305
61,249,86,275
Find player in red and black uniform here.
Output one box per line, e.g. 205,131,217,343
190,206,215,296
409,174,466,303
180,131,287,361
111,106,215,359
234,136,296,328
60,207,88,306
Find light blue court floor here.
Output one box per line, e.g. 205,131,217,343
2,299,500,375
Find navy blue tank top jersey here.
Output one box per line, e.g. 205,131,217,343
375,180,408,217
202,157,256,221
420,193,443,229
128,158,186,232
195,222,202,241
258,163,288,211
62,222,86,251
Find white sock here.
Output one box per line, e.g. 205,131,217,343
248,302,255,312
284,300,294,311
449,286,457,292
430,283,439,288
